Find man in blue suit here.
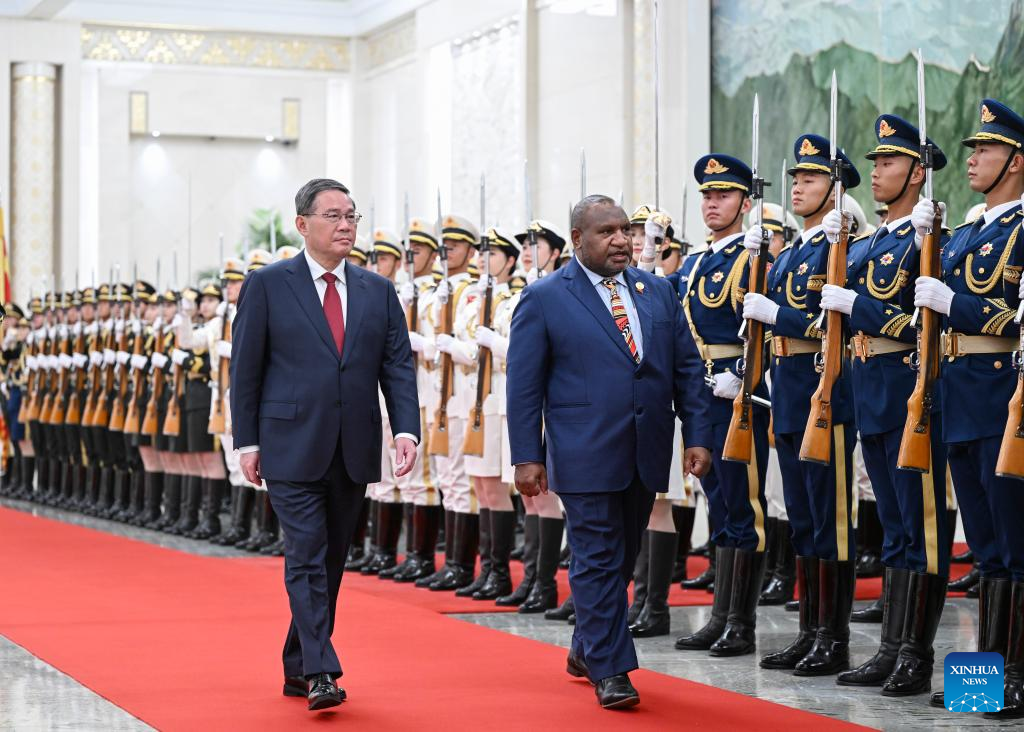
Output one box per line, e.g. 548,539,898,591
507,194,711,709
231,178,420,711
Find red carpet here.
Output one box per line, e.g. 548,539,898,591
0,507,873,731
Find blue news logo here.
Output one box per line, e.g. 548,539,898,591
944,651,1004,712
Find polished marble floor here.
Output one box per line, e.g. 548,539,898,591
0,496,1013,731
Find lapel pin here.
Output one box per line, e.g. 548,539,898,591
635,282,645,294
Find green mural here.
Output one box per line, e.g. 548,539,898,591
711,0,1024,224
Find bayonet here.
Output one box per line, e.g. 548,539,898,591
369,200,377,272
740,94,768,339
653,0,661,210
404,192,414,282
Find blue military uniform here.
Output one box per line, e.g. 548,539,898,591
759,134,859,678
671,153,770,658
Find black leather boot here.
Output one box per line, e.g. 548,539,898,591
631,530,678,637
931,576,1011,708
520,516,563,613
671,505,696,583
455,509,490,596
190,479,224,540
882,571,948,696
12,455,34,500
214,484,254,545
627,531,651,624
151,473,181,530
362,501,403,575
139,472,165,526
682,539,716,590
417,509,455,588
986,580,1024,718
124,469,146,524
760,519,796,605
33,457,50,503
794,559,856,676
241,493,277,550
474,509,515,600
837,567,910,686
948,563,980,592
675,546,736,650
380,504,414,579
394,505,442,582
345,497,370,570
710,548,768,656
431,512,479,591
95,466,114,516
855,500,884,578
105,468,131,519
497,513,538,605
69,463,86,510
170,475,202,535
762,556,820,669
545,593,574,621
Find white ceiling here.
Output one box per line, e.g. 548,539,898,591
0,0,429,36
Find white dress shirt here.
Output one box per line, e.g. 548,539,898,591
982,199,1019,228
238,248,416,454
576,256,644,360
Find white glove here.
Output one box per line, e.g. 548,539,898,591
711,371,743,400
114,321,125,337
39,357,50,371
642,216,667,261
72,353,88,369
58,353,73,369
170,314,184,328
911,199,946,249
743,224,769,253
820,284,858,315
57,324,68,339
131,319,142,335
216,340,232,359
72,321,82,336
0,382,7,398
743,292,780,325
171,348,189,366
398,282,415,307
115,350,130,365
89,351,103,367
26,332,34,346
26,355,38,371
436,333,457,354
475,326,497,350
47,325,57,339
130,353,147,370
435,279,451,303
408,331,427,353
150,351,169,369
86,322,99,336
526,268,539,285
436,334,476,366
103,349,116,365
914,276,954,316
822,209,849,244
153,316,164,330
1019,276,1024,302
179,296,196,316
216,301,227,317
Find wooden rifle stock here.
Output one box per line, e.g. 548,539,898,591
407,286,420,369
996,309,1024,480
429,297,454,456
162,349,184,437
18,339,37,424
142,324,167,436
91,328,114,428
723,248,769,463
108,324,129,432
36,336,57,424
208,312,230,435
81,329,104,426
799,220,849,464
64,327,88,425
47,336,70,425
122,323,146,434
897,205,943,472
464,282,494,457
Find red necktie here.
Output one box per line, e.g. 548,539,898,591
321,272,345,355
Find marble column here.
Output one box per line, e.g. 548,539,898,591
11,62,57,304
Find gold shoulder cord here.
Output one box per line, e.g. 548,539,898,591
786,272,808,309
698,252,745,309
966,225,1017,295
680,251,711,369
729,250,751,308
867,240,913,300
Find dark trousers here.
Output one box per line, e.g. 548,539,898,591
776,424,856,561
860,420,949,576
560,476,655,682
701,411,770,551
268,437,367,679
948,435,1024,581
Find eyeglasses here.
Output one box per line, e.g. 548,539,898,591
305,211,363,225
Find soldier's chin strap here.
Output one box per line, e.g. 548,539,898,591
709,195,748,233
982,146,1021,195
884,158,919,206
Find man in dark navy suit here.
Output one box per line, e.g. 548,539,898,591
507,194,712,709
231,178,420,711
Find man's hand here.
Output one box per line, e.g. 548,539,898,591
240,451,262,486
514,462,548,497
393,436,417,478
683,447,711,479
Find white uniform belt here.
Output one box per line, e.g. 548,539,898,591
771,336,821,357
850,334,914,361
697,343,743,361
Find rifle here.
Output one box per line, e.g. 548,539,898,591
108,305,130,433
18,332,37,424
122,313,146,435
162,342,184,437
723,94,770,463
465,181,492,457
207,308,230,434
142,319,167,436
48,325,71,426
429,190,453,456
800,71,846,464
64,321,88,425
996,300,1024,479
403,193,419,368
37,318,57,424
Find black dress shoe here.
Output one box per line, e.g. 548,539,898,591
566,650,593,684
283,676,307,697
595,674,639,709
307,673,343,711
545,595,574,621
949,565,980,593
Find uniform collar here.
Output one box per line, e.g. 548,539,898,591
800,224,825,246
982,199,1020,228
303,248,347,285
711,232,744,254
883,213,912,234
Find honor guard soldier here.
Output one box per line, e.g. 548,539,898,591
746,135,860,677
63,288,94,510
120,280,159,525
87,283,117,516
146,285,184,531
363,228,408,577
417,213,481,592
387,218,443,582
21,295,47,501
0,303,28,497
815,114,952,695
101,282,135,520
669,155,770,656
918,100,1024,717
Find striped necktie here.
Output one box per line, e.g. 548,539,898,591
601,278,640,363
